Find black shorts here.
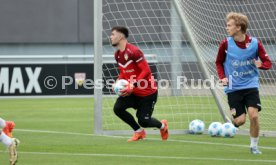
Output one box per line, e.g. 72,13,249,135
115,91,158,119
227,88,261,118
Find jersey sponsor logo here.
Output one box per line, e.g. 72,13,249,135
232,70,254,77
125,69,134,73
232,71,239,77
239,59,254,67
231,59,254,68
231,60,240,68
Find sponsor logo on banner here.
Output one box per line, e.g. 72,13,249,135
0,67,42,94
74,73,86,86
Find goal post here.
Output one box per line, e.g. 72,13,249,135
93,0,103,134
172,0,230,123
94,0,276,136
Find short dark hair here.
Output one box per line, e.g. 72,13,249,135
111,26,129,38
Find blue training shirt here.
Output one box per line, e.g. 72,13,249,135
224,37,259,93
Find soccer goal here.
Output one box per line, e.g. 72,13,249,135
94,0,276,136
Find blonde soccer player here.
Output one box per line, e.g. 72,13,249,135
216,12,272,154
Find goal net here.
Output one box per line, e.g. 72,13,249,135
97,0,276,135
172,0,276,135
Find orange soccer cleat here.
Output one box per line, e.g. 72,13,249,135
127,129,146,142
160,119,169,140
3,121,15,138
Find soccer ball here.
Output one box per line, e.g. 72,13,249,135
113,79,129,96
189,119,205,134
208,122,222,137
221,123,237,137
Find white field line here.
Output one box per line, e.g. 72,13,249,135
15,128,276,150
1,150,276,163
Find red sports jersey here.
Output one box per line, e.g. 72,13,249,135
114,43,157,96
216,34,272,79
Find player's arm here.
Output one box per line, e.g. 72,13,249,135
132,49,151,85
112,70,125,92
215,39,228,85
254,40,272,70
113,52,126,91
136,61,151,80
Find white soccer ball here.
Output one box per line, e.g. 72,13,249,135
189,119,205,134
221,123,237,138
113,79,129,96
208,122,223,137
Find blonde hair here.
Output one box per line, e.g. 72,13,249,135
226,12,249,33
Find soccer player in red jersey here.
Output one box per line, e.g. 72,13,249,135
110,26,168,142
0,118,19,164
216,12,272,154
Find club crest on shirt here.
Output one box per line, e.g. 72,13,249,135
124,53,128,60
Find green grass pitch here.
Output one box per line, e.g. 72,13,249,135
0,98,276,165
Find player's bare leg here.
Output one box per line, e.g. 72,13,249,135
248,107,261,154
232,113,246,127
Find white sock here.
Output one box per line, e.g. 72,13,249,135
0,118,6,129
160,123,165,130
0,132,13,147
250,137,259,148
135,128,143,132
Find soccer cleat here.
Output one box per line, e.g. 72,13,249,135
3,121,15,137
127,129,146,142
250,147,262,154
160,119,169,140
9,138,20,165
